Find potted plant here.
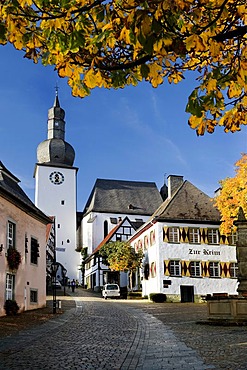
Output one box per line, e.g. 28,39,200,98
4,300,19,315
7,247,21,270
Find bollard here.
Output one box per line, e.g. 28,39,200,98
56,300,62,309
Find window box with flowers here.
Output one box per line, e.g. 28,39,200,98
7,247,21,270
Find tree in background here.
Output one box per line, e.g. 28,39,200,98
0,1,246,135
215,153,247,235
100,241,143,290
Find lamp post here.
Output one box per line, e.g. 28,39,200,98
51,262,59,314
62,266,67,296
51,217,59,314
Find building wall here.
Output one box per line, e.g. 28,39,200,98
35,165,80,280
84,257,107,289
82,212,150,255
83,217,138,290
84,255,128,290
0,197,48,316
132,222,238,302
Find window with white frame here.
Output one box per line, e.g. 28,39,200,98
188,228,200,244
7,221,16,249
168,227,180,243
169,260,181,276
5,273,15,300
229,262,238,278
209,262,220,277
189,261,201,277
207,229,219,245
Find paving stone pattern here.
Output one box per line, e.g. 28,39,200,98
0,289,245,369
132,301,247,370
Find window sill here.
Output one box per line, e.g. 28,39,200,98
190,276,202,278
169,275,182,278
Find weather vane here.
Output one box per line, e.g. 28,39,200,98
55,82,59,96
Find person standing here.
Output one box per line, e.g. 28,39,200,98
71,279,76,292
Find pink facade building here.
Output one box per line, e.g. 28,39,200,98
0,162,51,316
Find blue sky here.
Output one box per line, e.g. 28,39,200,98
0,43,246,210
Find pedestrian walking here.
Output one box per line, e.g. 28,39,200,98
71,279,76,292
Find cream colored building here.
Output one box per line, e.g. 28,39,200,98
0,162,51,316
129,175,238,302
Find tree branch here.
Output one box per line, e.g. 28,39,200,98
214,26,247,42
96,54,152,71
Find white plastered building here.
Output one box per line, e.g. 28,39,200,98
34,93,80,280
129,175,238,302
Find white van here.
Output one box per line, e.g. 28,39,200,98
102,284,120,299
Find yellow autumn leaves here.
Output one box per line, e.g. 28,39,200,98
215,154,247,235
0,0,246,134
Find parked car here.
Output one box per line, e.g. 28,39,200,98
52,280,62,289
102,284,120,299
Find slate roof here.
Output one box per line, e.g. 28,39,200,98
153,180,221,223
83,179,163,216
0,161,51,224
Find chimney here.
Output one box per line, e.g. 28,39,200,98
167,175,183,198
214,187,221,197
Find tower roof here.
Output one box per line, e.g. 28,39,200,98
36,92,75,166
37,139,75,166
54,89,60,108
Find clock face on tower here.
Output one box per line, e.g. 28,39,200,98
49,171,65,185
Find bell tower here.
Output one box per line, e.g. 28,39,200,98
34,91,79,280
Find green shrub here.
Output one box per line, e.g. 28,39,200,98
149,293,166,303
4,300,19,315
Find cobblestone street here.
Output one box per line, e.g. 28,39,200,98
0,289,247,369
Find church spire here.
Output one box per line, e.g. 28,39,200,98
54,85,60,108
36,91,75,166
48,90,65,140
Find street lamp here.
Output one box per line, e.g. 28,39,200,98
62,266,67,296
51,262,59,314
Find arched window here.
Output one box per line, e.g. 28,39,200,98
104,220,108,238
